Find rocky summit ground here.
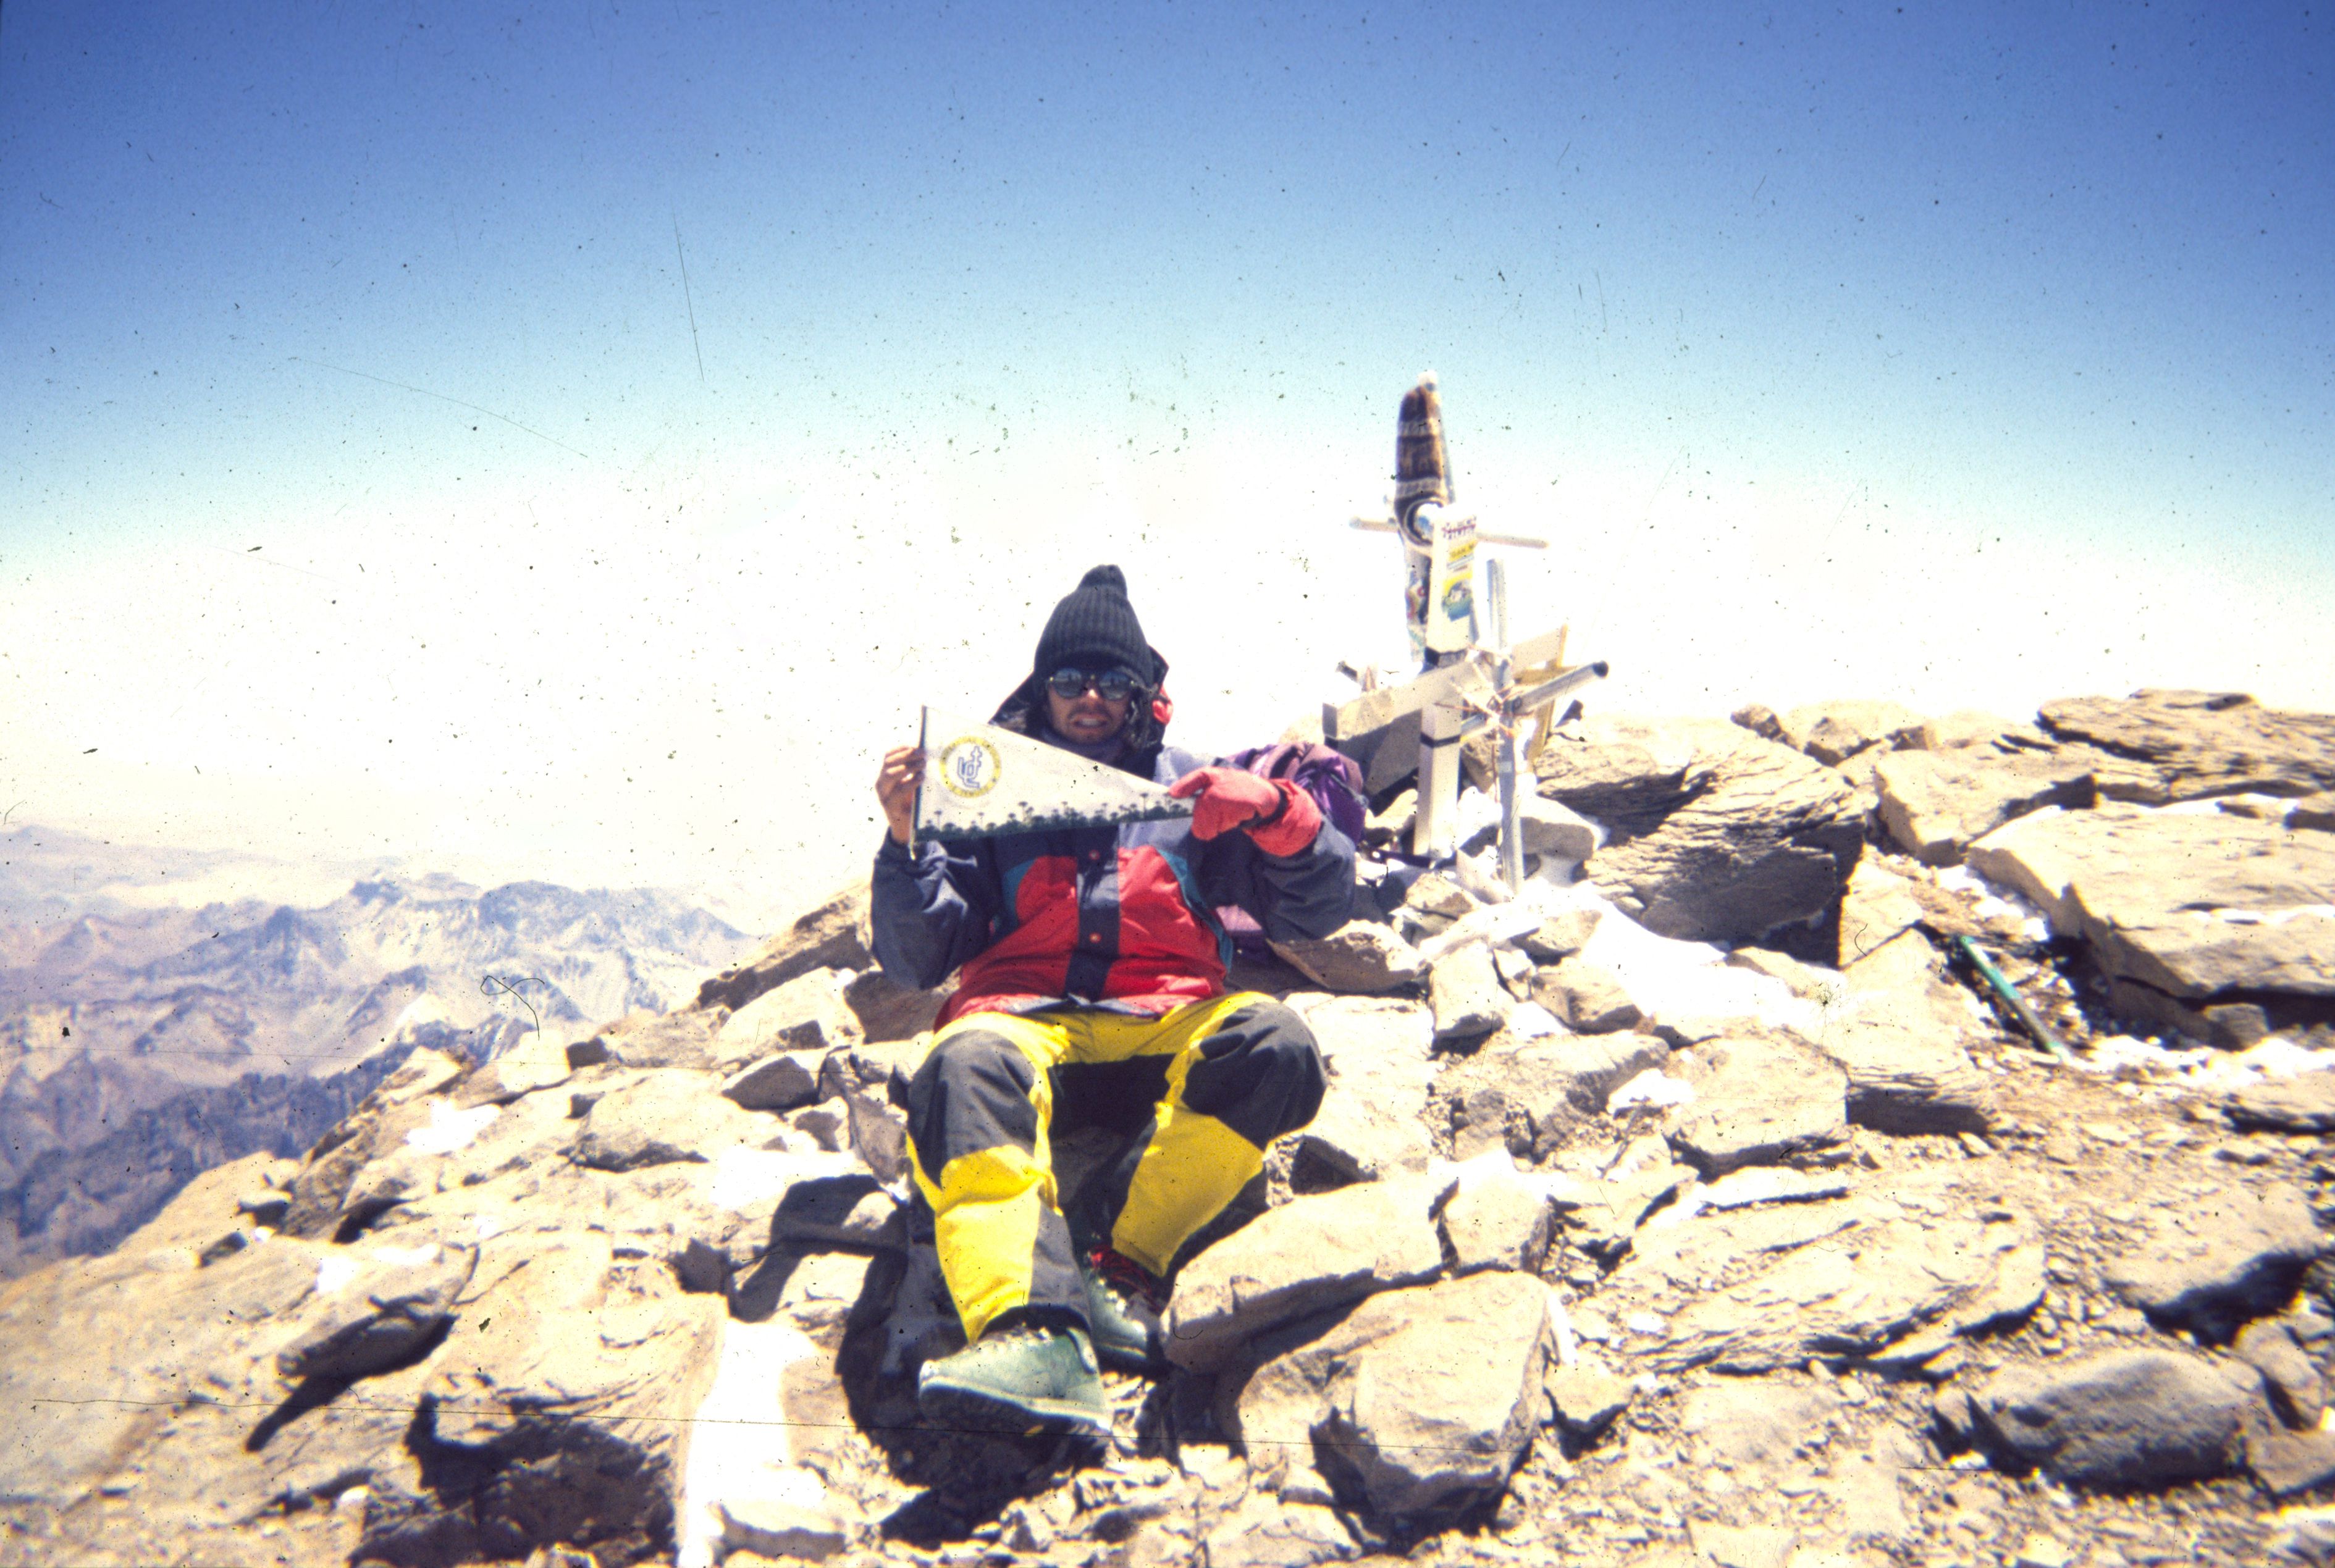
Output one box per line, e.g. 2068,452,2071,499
4,687,2334,1568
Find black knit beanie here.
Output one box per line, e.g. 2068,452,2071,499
1033,564,1156,684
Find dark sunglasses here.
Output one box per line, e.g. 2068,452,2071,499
1046,668,1142,702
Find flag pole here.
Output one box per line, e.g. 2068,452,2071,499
909,706,925,857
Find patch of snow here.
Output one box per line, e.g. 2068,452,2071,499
2071,1032,2335,1093
1547,1288,1579,1367
1558,891,1821,1035
1643,1192,1708,1234
1449,847,1516,904
675,1317,825,1568
1454,787,1507,841
368,1242,439,1269
315,1255,361,1297
1933,862,2053,941
701,1146,864,1212
404,1100,500,1155
1607,1069,1695,1113
1441,1147,1520,1189
385,992,453,1039
1415,901,1541,963
2212,905,2335,925
1505,1001,1563,1039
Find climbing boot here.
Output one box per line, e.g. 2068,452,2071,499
915,1315,1109,1444
1079,1246,1170,1376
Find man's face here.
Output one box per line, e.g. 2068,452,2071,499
1046,679,1132,745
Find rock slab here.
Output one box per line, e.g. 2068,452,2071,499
1967,1349,2260,1487
2102,1183,2326,1330
1668,1034,1848,1176
1576,726,1866,944
1225,1271,1551,1517
1166,1175,1451,1372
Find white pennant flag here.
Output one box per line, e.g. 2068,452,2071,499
914,705,1195,842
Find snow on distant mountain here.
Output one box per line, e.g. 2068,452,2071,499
0,823,757,1276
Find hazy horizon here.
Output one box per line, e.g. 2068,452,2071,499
6,3,2329,934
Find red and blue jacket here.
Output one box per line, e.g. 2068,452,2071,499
870,696,1355,1026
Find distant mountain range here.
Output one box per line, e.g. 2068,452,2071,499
0,824,755,1275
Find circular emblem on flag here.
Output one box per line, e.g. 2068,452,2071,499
936,734,1002,799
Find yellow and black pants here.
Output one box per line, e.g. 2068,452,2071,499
902,992,1326,1343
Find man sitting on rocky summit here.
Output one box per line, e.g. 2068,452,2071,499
870,563,1357,1444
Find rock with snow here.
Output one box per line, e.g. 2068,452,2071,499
274,1057,469,1238
1968,803,2335,1000
1722,945,1833,999
1966,1348,2261,1487
1517,906,1602,963
1535,958,1644,1033
1515,794,1599,862
360,1232,725,1566
1428,943,1512,1042
1806,931,1996,1134
276,1241,477,1381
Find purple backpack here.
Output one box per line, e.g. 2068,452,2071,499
1214,742,1368,954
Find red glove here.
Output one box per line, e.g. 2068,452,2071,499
1168,768,1323,856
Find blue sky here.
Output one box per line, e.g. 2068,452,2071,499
3,2,2329,922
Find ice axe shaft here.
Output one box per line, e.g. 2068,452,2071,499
1949,933,2074,1063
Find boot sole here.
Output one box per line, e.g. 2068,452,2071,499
917,1375,1111,1446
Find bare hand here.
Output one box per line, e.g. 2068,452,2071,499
876,746,925,844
